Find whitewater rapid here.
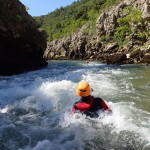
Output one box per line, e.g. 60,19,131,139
0,61,149,150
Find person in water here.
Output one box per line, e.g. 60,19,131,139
72,81,112,117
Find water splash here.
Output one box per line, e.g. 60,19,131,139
0,61,149,150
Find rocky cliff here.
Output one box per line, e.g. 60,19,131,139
0,0,47,75
45,0,150,64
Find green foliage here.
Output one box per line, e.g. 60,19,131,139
35,0,124,41
134,32,149,39
54,55,64,59
101,0,123,9
16,15,23,20
100,34,111,42
25,5,30,11
113,6,148,47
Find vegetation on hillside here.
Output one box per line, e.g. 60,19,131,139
114,6,149,47
35,0,123,41
100,6,149,47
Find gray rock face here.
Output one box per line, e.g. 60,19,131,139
0,0,47,75
142,0,150,19
106,53,126,64
141,53,150,63
96,0,150,37
44,25,95,60
96,5,123,37
45,0,150,64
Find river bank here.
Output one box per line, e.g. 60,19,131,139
44,0,150,65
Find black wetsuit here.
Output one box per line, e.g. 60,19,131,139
73,96,104,118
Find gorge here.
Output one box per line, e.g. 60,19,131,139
42,0,150,65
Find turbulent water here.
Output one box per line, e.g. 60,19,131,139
0,61,150,150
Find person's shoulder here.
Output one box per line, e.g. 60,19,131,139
94,97,102,100
94,97,103,102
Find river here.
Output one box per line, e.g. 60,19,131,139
0,61,150,150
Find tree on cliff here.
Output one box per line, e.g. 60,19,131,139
25,5,30,11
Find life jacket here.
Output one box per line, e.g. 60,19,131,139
73,96,103,117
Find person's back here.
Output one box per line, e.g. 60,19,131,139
72,81,112,117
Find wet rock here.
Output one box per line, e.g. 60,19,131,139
130,49,142,58
141,53,150,63
106,53,126,64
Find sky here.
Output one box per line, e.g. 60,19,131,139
19,0,78,17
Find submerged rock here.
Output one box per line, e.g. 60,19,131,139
0,0,47,75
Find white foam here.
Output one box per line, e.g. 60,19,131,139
58,99,150,148
11,80,77,112
0,105,9,113
0,61,150,150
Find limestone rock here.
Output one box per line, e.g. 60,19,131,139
106,53,126,64
45,0,150,65
142,0,150,19
141,53,150,63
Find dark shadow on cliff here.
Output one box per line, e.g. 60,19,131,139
0,0,48,76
